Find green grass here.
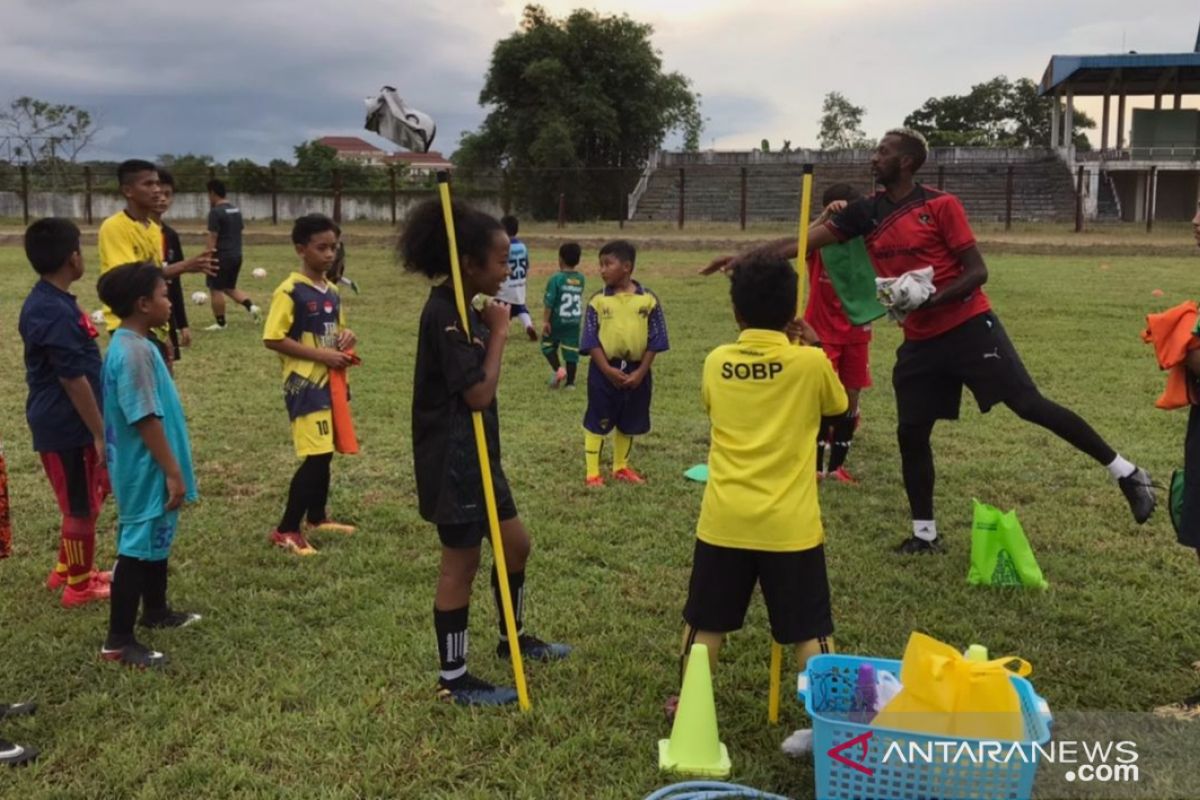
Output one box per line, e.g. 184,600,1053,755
0,243,1198,799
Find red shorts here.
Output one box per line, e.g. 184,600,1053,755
40,446,109,519
821,342,872,391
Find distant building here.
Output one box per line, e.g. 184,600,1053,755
315,136,389,166
385,151,454,176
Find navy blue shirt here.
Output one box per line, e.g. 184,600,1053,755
19,280,103,452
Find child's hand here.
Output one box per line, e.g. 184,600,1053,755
93,435,107,468
319,349,353,369
183,251,218,276
481,299,511,332
179,327,192,348
624,367,648,390
337,329,357,350
817,200,848,224
542,321,551,337
604,364,627,388
165,471,185,511
786,318,820,346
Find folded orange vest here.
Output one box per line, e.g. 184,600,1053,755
1141,301,1200,410
329,350,361,454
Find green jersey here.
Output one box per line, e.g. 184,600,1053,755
544,270,585,337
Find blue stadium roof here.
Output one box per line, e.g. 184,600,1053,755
1039,52,1200,96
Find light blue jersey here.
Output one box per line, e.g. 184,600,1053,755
102,329,197,538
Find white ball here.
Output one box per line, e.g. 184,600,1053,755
90,309,105,325
191,291,209,305
252,267,267,279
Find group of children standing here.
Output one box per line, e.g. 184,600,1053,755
13,161,870,717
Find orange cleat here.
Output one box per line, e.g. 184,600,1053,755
61,576,111,608
829,467,858,485
270,530,319,555
612,467,646,485
585,475,605,488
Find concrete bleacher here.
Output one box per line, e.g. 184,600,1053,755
632,153,1078,224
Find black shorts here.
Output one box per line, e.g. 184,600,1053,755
893,312,1037,425
583,360,652,435
207,253,243,291
683,540,833,644
436,497,519,549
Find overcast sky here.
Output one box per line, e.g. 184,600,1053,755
1,0,1196,163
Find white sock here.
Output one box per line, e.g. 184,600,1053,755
518,312,534,329
913,520,937,542
1106,455,1136,480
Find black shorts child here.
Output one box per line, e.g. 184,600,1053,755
892,311,1037,425
683,540,833,644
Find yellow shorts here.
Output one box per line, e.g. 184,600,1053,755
292,409,334,458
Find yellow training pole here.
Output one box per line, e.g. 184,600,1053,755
795,163,815,321
770,163,814,723
436,171,531,711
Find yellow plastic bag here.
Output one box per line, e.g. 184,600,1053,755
873,632,1032,741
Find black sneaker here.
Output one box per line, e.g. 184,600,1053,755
496,634,572,662
0,702,36,721
436,673,518,706
0,739,37,767
1118,467,1156,524
100,641,168,669
139,608,202,629
894,536,943,555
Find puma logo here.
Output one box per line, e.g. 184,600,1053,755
982,348,1001,360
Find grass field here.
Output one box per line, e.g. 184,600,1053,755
1,237,1198,799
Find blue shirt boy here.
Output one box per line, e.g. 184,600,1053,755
19,280,103,452
102,329,197,533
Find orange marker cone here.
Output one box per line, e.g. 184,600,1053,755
658,643,732,778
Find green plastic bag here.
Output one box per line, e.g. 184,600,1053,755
968,500,1048,589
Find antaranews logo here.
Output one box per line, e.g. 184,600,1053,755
826,732,1140,784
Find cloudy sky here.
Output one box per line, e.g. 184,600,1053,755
1,0,1196,163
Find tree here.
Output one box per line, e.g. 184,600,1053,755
156,153,217,192
0,96,101,187
818,92,871,150
455,4,702,218
226,158,274,193
904,76,1094,149
760,139,771,153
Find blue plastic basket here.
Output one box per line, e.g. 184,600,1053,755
798,654,1053,800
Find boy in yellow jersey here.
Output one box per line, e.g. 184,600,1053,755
263,214,357,555
675,255,847,698
97,159,214,367
580,240,669,486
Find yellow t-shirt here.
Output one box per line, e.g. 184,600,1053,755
580,282,669,362
262,272,346,420
97,211,164,336
697,329,848,552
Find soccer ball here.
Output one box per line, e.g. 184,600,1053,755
252,268,267,279
191,291,209,305
90,309,105,325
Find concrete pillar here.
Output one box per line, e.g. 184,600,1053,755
1051,89,1061,149
1175,71,1183,109
1117,86,1126,150
1101,93,1111,151
1065,86,1075,153
1086,168,1100,220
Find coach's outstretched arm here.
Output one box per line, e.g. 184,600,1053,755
700,222,839,275
921,246,988,309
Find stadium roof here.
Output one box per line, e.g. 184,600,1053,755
1039,52,1200,96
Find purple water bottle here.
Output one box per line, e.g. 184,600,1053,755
852,663,878,724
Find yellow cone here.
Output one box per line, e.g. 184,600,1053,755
658,643,732,778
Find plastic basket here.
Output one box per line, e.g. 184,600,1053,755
798,654,1053,800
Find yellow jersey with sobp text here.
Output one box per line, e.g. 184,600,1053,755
579,282,669,362
262,272,346,421
97,211,165,337
697,329,848,552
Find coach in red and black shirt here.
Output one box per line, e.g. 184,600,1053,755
707,128,1155,553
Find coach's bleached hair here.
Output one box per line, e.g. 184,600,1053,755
884,127,929,171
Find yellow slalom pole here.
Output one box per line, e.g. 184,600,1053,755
795,163,815,321
770,163,814,724
436,171,531,711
